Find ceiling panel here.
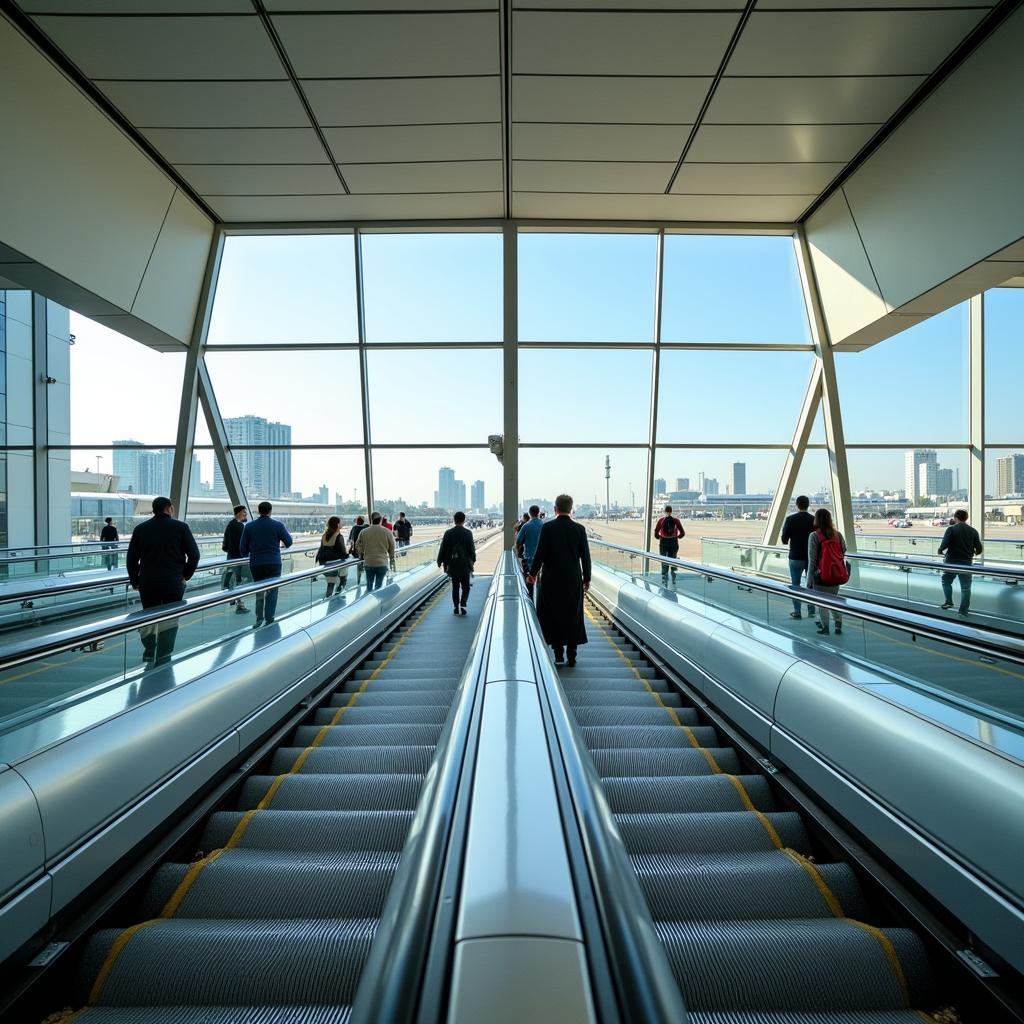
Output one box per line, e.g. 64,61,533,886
142,127,325,164
303,77,501,127
342,161,503,194
514,76,710,124
325,123,501,165
706,76,925,125
20,1,253,10
687,123,878,163
175,164,342,196
204,192,504,222
728,9,987,77
97,81,310,128
513,11,740,76
514,161,673,194
34,15,285,79
514,123,687,163
267,0,495,8
516,0,742,8
757,0,991,7
672,162,844,195
273,12,498,78
512,192,811,221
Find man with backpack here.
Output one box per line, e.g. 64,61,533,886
437,511,476,615
653,505,685,586
806,508,849,636
937,509,983,616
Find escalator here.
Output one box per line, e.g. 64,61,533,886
560,603,943,1024
49,581,477,1023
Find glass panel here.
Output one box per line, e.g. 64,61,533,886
518,349,652,443
984,449,1024,563
657,350,815,444
69,315,185,445
205,349,363,446
835,304,968,444
366,348,502,445
661,234,810,345
361,233,502,343
518,232,657,342
985,288,1024,442
207,234,358,345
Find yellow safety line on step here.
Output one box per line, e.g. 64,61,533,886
87,920,158,1004
158,848,227,918
780,847,845,918
844,917,913,1008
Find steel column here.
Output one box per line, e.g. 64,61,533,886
198,359,246,510
354,230,375,516
969,293,985,539
31,294,49,545
644,229,665,557
502,223,519,548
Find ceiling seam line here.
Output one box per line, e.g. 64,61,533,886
840,187,887,311
129,190,176,312
663,0,759,195
501,0,513,218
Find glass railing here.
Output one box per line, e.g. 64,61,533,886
0,541,439,740
590,540,1024,756
699,538,1024,637
854,532,1024,563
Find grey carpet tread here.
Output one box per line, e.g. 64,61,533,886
310,705,450,726
67,1008,352,1024
328,690,456,707
201,809,415,853
564,690,684,707
591,747,742,777
239,773,424,811
581,724,719,748
80,919,378,1006
269,745,436,776
615,810,811,855
655,918,932,1012
602,774,775,813
291,724,444,747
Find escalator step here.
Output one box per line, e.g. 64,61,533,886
238,773,424,812
563,690,684,708
570,665,660,679
615,811,811,855
269,746,435,776
591,747,742,777
632,851,868,921
310,706,450,726
201,809,414,853
328,690,455,707
40,1009,352,1024
79,919,377,1006
581,725,719,748
339,677,457,693
654,918,933,1012
291,724,444,747
685,1013,934,1024
557,676,672,693
141,850,401,920
573,707,698,727
352,667,463,681
602,774,775,814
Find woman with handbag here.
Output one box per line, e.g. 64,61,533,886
316,516,349,598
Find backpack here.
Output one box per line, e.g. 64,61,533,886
815,529,849,586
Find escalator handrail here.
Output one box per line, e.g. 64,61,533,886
593,539,1024,665
349,569,501,1024
517,557,688,1024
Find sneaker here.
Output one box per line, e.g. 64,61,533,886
235,604,248,614
554,649,565,665
815,625,829,635
940,602,954,610
460,606,468,615
567,654,577,667
958,609,969,617
453,607,461,616
835,626,842,635
789,612,802,619
252,620,263,630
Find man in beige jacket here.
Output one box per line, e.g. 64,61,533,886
357,512,396,591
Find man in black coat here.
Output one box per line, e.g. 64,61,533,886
127,496,201,664
527,493,591,667
436,511,476,615
221,504,250,614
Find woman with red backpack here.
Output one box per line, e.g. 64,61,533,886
806,508,849,636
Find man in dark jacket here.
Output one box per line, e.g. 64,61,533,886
100,516,119,570
938,509,983,615
348,516,367,584
781,494,816,619
127,496,201,664
527,494,591,667
240,501,293,627
394,512,413,547
221,505,250,614
437,511,476,614
653,505,685,586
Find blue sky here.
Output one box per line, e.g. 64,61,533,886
68,233,1022,505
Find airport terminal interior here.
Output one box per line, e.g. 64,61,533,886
0,2,1023,1022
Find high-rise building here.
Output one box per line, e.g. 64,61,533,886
471,480,485,511
675,477,689,491
997,453,1024,496
455,479,467,511
213,415,292,498
732,462,746,496
935,467,954,496
654,478,667,496
435,466,457,510
113,441,180,496
697,472,705,493
704,478,720,496
905,449,938,503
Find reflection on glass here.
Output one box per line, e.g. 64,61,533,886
984,289,1024,442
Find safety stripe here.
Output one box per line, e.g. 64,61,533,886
844,917,913,1008
158,848,227,918
780,847,845,918
724,774,783,849
87,920,158,1004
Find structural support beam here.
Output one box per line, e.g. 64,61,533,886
969,293,985,539
354,230,374,516
762,361,823,547
502,223,519,548
170,229,224,515
643,230,665,556
198,359,246,512
795,229,856,550
31,293,49,546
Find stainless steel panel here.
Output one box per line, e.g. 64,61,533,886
0,767,45,900
0,875,51,963
486,599,538,684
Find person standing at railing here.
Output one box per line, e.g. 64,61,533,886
357,512,395,592
240,501,293,628
221,505,251,615
781,494,816,619
127,496,201,665
938,509,983,616
516,505,543,598
437,511,476,615
807,508,849,637
394,511,413,548
317,515,349,599
653,505,685,587
527,494,591,667
100,517,119,571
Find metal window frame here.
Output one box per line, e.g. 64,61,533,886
969,294,985,540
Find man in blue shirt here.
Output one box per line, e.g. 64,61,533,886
240,501,293,627
516,505,543,597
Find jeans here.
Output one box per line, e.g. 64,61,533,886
788,558,812,614
941,569,973,612
814,583,842,630
365,565,388,591
102,543,118,571
138,579,185,663
251,563,282,623
450,573,471,609
658,539,679,583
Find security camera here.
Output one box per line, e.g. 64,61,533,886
40,374,57,384
487,434,504,465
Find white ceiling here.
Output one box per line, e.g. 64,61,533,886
13,1,995,224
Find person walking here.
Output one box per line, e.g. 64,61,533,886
357,512,395,591
515,505,543,597
807,508,849,636
437,511,476,614
394,512,413,548
781,494,816,619
527,494,591,667
513,512,529,539
126,496,200,664
316,515,349,599
221,505,250,614
100,516,119,571
938,509,983,616
240,501,293,627
653,505,685,586
348,515,368,584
